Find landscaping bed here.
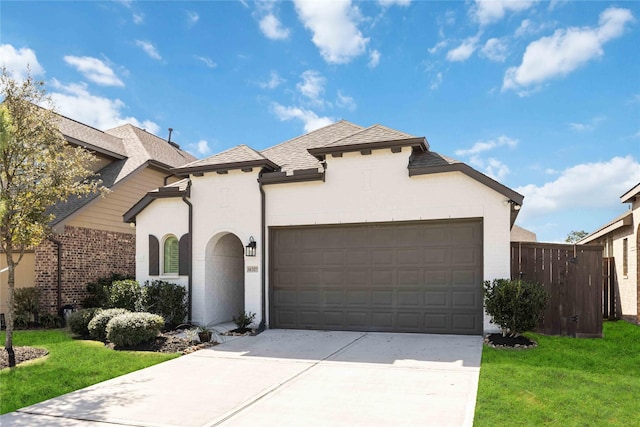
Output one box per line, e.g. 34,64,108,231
0,346,49,370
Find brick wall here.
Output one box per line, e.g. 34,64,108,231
35,225,135,313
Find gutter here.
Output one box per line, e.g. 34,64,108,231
181,180,193,321
47,237,62,312
258,172,267,332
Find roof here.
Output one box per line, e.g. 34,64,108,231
261,120,364,175
50,121,196,226
578,210,633,244
308,124,428,156
172,144,278,175
511,225,537,242
123,178,190,223
55,113,127,159
621,182,640,204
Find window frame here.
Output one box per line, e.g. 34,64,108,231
162,234,180,276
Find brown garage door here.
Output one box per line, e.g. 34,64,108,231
270,219,483,335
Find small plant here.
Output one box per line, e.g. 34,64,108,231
14,287,41,324
141,280,187,330
232,311,256,330
483,278,550,337
108,280,143,311
38,313,63,329
198,326,213,343
88,308,129,341
68,308,102,337
184,327,199,343
106,312,164,347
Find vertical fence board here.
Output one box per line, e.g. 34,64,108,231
511,242,604,337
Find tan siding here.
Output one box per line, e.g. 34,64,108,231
69,168,169,234
90,153,114,173
0,252,36,315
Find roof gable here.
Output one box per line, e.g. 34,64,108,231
173,144,278,175
55,113,127,159
621,182,640,204
308,124,428,156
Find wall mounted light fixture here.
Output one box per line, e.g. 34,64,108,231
245,236,257,257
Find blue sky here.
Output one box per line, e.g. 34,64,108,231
2,0,639,242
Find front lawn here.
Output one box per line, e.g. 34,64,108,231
0,329,179,414
475,320,640,426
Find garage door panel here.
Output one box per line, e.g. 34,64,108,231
270,220,483,335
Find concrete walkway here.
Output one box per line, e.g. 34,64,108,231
0,330,483,427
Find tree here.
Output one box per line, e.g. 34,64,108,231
1,69,103,367
565,230,589,243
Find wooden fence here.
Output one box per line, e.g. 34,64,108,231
511,242,603,337
602,257,621,320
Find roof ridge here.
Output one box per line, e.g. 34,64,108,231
238,143,270,160
54,110,117,137
260,119,363,154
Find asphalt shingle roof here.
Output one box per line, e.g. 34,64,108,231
177,144,271,170
56,114,127,158
408,150,461,168
261,120,364,174
314,124,416,150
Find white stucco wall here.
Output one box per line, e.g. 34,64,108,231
134,198,190,317
264,148,512,332
135,146,514,333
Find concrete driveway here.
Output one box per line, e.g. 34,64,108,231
0,330,483,427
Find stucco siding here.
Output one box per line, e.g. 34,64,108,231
0,252,36,315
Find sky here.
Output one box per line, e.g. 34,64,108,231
1,0,639,242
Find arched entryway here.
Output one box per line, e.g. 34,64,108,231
204,233,245,326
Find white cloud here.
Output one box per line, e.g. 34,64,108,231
259,71,285,89
428,40,448,55
294,0,369,64
368,49,381,68
503,7,634,93
133,13,144,24
297,70,326,104
480,38,508,62
515,156,640,222
186,10,199,27
195,56,217,69
259,14,291,40
471,0,535,26
135,40,162,61
196,140,210,155
567,116,604,132
271,102,333,133
0,44,45,80
49,79,160,135
378,0,411,6
446,35,479,62
430,72,443,90
63,56,124,87
455,135,518,156
336,91,356,111
515,19,554,38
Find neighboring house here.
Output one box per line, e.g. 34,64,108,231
0,112,196,317
579,183,640,322
125,121,524,335
510,225,537,242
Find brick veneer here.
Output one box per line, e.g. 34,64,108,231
35,225,135,313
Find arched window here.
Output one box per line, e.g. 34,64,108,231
163,235,179,275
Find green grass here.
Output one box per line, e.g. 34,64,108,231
474,320,640,426
0,329,179,414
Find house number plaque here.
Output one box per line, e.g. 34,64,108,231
246,266,259,273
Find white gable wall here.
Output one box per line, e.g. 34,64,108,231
264,147,511,331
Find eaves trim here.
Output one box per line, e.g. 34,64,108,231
409,162,525,205
171,159,279,177
123,187,188,224
308,137,428,157
260,168,325,185
578,211,633,244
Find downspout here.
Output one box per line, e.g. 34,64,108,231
258,173,267,331
47,237,62,312
181,180,193,321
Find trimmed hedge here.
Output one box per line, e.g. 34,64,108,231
106,312,164,347
88,308,129,341
109,280,143,311
68,308,102,337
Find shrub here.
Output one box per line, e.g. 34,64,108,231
106,312,164,347
108,280,143,311
88,308,129,341
39,313,63,329
142,280,187,330
13,313,30,329
68,308,102,337
483,278,550,337
14,287,41,323
233,311,256,329
82,273,133,309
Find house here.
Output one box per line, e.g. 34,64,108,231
0,113,196,317
579,183,640,322
125,121,523,335
510,225,537,242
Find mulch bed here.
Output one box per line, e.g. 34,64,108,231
484,333,537,349
106,332,216,354
0,346,49,370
